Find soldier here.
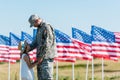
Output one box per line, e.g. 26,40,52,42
26,14,57,80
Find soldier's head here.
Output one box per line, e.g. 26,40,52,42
28,14,42,28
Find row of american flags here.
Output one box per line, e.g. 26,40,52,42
0,25,120,63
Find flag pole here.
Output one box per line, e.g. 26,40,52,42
72,63,75,80
102,58,104,80
85,60,89,80
92,57,94,80
20,59,21,80
8,59,10,80
56,61,58,80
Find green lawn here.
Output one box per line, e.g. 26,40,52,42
0,59,120,80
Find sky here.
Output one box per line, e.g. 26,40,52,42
0,0,120,37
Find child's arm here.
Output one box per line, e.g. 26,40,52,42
24,55,38,69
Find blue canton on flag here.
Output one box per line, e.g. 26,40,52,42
91,25,115,42
21,31,33,44
9,32,21,46
55,29,72,43
0,35,9,45
72,27,91,44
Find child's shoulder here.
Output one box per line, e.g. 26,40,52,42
22,53,28,58
22,54,30,62
22,53,27,56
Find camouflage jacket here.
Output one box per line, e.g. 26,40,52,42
30,21,57,59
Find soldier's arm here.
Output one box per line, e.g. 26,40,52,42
38,24,52,59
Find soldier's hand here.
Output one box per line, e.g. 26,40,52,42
37,58,43,64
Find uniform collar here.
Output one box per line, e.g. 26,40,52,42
38,21,44,28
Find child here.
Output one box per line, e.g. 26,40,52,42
18,41,38,80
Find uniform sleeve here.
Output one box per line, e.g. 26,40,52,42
37,24,53,58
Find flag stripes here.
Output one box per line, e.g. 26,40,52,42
1,27,120,63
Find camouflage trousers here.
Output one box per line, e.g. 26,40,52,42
37,59,54,80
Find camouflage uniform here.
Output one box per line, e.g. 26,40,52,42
30,21,57,80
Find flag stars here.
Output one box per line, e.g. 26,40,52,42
92,26,115,42
72,28,91,44
55,29,72,43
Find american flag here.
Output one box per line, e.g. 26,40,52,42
72,27,92,60
21,31,33,44
21,31,36,61
54,29,76,62
91,25,120,59
0,35,16,63
9,32,21,60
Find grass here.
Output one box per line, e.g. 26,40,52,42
1,59,120,80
